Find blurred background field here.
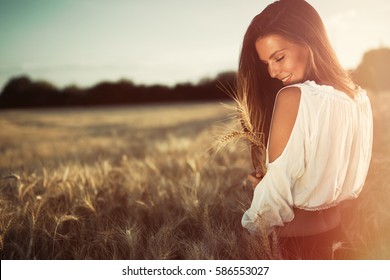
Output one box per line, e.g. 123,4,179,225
0,102,230,172
1,91,389,259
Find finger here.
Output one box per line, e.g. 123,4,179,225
255,166,262,177
247,174,257,183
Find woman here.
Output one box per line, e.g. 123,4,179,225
238,0,373,259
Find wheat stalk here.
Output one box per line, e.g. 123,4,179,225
216,79,267,177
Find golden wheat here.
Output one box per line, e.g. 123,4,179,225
0,95,389,259
216,80,267,177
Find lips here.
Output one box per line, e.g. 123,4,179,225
281,74,292,84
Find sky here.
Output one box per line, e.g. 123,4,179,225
0,0,389,90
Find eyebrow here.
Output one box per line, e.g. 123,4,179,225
260,48,286,63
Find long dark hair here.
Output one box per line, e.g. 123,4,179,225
238,0,355,151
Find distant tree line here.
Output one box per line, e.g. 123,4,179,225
0,71,236,109
352,47,390,92
0,47,389,109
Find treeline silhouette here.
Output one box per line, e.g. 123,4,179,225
0,71,236,109
353,47,390,92
0,47,389,109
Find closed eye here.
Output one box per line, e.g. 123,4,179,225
275,55,285,62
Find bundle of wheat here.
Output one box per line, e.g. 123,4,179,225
215,79,267,178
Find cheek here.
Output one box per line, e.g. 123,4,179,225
289,57,305,77
284,59,297,73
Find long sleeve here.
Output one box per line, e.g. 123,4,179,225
241,86,307,234
241,116,305,232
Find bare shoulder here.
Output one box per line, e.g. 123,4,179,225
275,86,302,109
268,86,302,162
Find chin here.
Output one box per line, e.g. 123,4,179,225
285,78,304,86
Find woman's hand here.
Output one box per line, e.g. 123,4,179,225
247,166,263,189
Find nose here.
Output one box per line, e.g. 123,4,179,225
268,63,279,78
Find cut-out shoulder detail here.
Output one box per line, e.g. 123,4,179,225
268,86,301,163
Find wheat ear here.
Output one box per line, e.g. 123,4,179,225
215,79,267,177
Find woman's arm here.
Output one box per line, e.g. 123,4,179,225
242,86,304,233
247,86,301,188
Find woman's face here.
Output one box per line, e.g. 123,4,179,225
255,34,310,85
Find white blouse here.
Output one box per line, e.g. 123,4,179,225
241,80,373,234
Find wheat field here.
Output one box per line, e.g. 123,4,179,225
0,93,389,260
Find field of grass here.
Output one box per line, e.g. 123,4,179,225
1,93,389,260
